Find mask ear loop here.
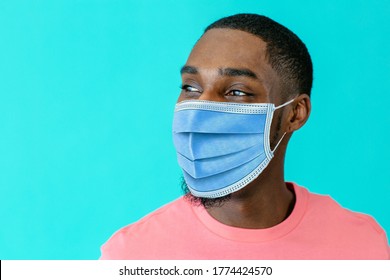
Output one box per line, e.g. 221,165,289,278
274,98,295,110
271,98,295,153
271,132,286,153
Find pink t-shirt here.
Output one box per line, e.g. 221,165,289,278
100,183,390,259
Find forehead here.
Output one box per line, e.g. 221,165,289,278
189,28,267,66
186,28,281,97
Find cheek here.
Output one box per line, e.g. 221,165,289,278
177,91,191,102
268,111,285,148
177,91,202,102
270,111,283,134
275,112,284,132
177,93,185,102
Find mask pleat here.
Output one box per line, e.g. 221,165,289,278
183,152,267,193
177,143,265,178
174,132,263,160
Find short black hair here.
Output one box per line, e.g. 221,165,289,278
205,14,313,97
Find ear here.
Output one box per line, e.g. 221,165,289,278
286,94,311,133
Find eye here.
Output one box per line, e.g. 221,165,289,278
180,84,201,93
226,90,250,97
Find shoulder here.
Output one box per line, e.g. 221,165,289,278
296,184,390,259
306,188,384,234
100,197,194,259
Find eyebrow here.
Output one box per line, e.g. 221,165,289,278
219,67,258,79
180,65,258,79
180,65,198,75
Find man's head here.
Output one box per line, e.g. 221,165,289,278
178,14,312,206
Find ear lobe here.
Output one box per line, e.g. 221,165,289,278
288,94,311,132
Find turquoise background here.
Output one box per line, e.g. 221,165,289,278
0,0,389,259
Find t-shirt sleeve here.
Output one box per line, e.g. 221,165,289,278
99,225,133,260
350,212,390,259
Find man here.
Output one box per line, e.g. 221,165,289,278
100,14,389,259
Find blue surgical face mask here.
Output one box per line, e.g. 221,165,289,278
172,99,294,198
